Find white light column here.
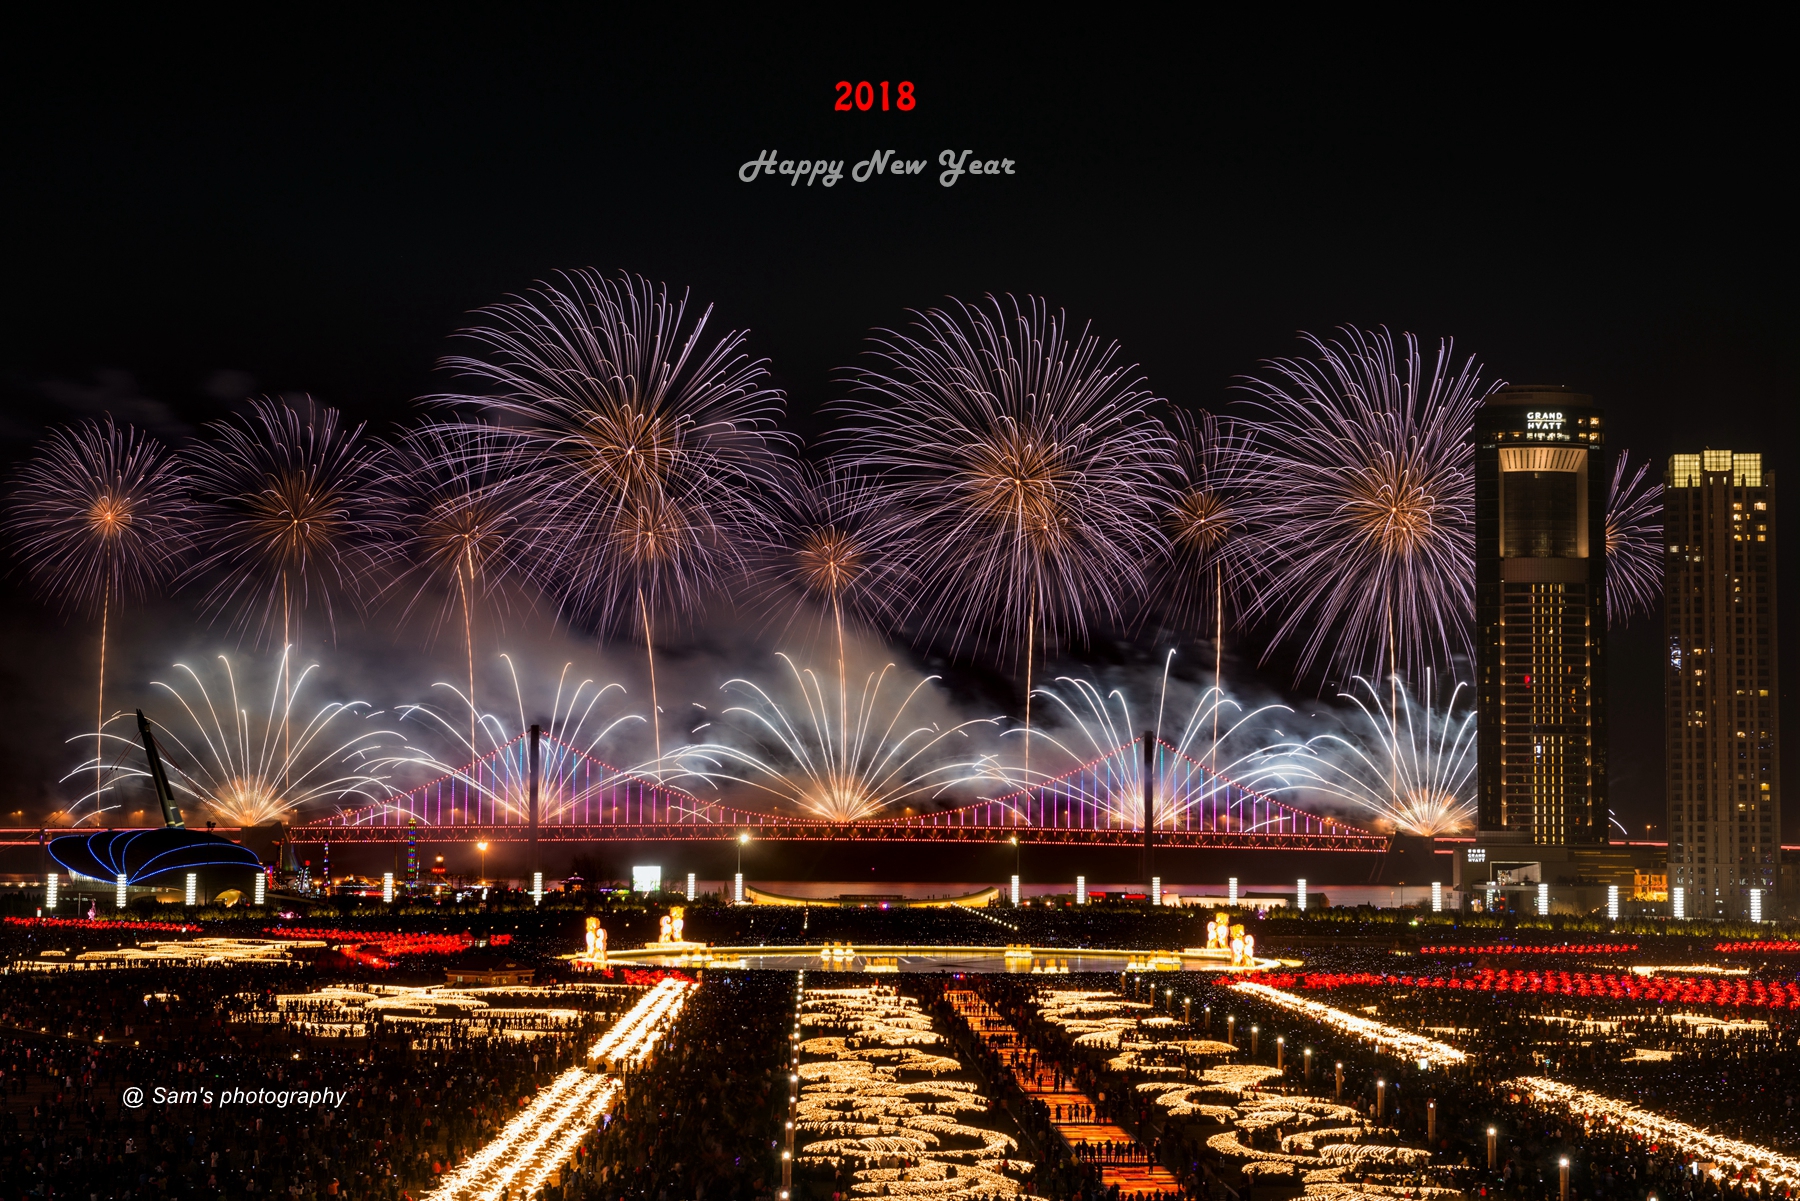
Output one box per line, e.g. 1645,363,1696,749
1537,882,1550,915
1607,884,1620,921
1296,879,1307,911
734,872,744,904
115,872,127,909
1431,882,1443,912
1751,889,1764,923
382,872,395,903
686,872,696,901
44,872,58,911
532,871,544,906
254,871,266,906
1010,875,1020,905
1672,885,1686,919
1151,876,1162,906
1076,876,1086,905
185,872,198,907
1228,877,1238,905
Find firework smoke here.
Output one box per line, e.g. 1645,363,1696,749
664,652,1009,823
1605,449,1663,627
1027,654,1297,828
380,656,647,824
1238,328,1490,685
67,647,396,826
1256,671,1476,836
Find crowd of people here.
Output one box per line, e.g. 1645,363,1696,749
0,958,614,1199
561,971,793,1201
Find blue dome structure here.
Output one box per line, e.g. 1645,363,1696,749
49,827,261,887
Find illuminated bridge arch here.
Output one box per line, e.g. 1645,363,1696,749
287,733,1382,850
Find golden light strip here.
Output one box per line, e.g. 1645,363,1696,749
589,977,692,1064
1230,981,1465,1066
426,978,690,1201
1510,1076,1800,1189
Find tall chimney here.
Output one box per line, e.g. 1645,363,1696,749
528,724,542,881
1142,730,1155,885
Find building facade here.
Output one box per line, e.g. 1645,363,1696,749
1474,386,1608,846
1664,450,1779,919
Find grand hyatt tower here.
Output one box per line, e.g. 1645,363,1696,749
1475,386,1609,845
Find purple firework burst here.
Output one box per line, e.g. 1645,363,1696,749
1237,327,1492,685
1605,449,1664,626
833,295,1177,664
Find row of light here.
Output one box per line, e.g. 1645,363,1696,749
51,870,260,910
1230,980,1465,1067
428,976,692,1199
588,977,692,1066
1511,1075,1800,1189
1011,874,1311,911
422,1066,618,1201
1671,887,1766,922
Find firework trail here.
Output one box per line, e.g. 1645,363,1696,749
1024,653,1298,830
663,653,1009,823
1153,410,1261,638
378,657,647,824
1605,449,1664,627
384,422,529,748
430,269,793,771
1253,671,1477,836
7,417,196,810
184,395,398,645
1237,327,1491,685
65,647,397,826
834,295,1177,778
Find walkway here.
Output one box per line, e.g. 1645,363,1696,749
947,990,1181,1197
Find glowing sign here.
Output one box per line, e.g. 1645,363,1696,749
1466,848,1487,863
1526,410,1565,431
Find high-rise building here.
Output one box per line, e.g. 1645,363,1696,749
1474,386,1608,845
1664,450,1779,919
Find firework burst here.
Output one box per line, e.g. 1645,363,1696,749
1605,449,1663,626
664,653,1009,823
431,269,792,767
836,296,1176,662
1237,327,1491,684
1256,672,1476,836
380,657,648,824
66,647,396,826
185,396,397,644
1026,654,1297,829
1152,410,1261,639
7,416,196,807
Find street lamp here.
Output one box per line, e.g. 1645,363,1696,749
1559,1157,1570,1201
476,841,488,886
1487,1127,1497,1171
1376,1078,1386,1119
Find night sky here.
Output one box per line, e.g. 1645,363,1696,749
0,15,1791,837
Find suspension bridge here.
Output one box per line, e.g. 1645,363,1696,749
279,730,1386,851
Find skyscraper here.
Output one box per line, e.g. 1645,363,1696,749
1474,386,1608,846
1664,450,1779,919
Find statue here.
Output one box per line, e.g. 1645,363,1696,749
584,916,602,956
1206,912,1231,951
1228,923,1255,966
669,906,685,943
658,914,672,943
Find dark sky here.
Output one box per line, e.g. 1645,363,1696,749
0,14,1792,836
